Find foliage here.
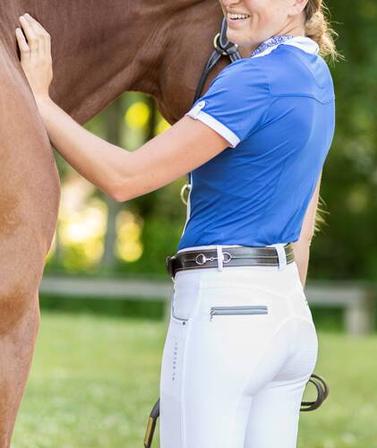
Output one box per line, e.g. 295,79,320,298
310,0,377,280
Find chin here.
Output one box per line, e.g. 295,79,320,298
226,30,242,45
226,28,253,46
227,33,250,49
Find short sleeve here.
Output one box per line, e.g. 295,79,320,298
185,59,271,148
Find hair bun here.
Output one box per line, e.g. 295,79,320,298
304,0,340,61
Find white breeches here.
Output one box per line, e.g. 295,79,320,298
159,245,318,448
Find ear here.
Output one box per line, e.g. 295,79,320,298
289,0,309,16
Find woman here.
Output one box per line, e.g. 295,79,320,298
16,0,337,446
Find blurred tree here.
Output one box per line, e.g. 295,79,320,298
309,0,377,280
100,97,124,272
115,95,186,275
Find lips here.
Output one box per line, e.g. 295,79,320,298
227,12,251,20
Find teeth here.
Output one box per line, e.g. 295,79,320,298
228,13,250,20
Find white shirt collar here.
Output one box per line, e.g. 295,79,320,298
251,35,320,58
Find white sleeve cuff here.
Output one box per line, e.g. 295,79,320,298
185,108,240,148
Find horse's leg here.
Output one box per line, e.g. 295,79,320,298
0,57,60,447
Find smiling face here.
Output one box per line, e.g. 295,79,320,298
219,0,308,53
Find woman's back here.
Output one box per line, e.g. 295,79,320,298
178,36,335,250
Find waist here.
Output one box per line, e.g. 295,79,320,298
177,224,299,252
167,243,295,280
177,242,289,254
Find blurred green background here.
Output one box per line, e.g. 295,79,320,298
12,1,377,447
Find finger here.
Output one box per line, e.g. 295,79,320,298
24,14,51,56
15,27,31,56
19,15,40,52
24,13,49,37
45,33,51,58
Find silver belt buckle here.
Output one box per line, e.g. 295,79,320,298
194,251,232,266
222,251,232,263
195,253,208,265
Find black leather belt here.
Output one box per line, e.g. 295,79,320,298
166,244,295,279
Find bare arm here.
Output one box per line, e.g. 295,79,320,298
291,172,322,287
15,13,230,200
35,96,230,201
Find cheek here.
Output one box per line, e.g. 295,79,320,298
242,0,269,25
243,0,265,13
244,0,284,22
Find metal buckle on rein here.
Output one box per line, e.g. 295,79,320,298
194,251,232,266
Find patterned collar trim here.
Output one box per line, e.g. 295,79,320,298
250,34,295,57
250,35,320,58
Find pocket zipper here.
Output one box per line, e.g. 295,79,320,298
210,305,268,320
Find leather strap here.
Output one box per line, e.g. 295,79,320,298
166,244,295,279
193,17,242,104
185,18,242,202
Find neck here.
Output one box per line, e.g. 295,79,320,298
237,20,306,57
1,0,224,124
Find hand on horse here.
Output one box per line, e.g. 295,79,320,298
16,13,53,101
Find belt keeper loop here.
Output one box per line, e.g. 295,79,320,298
216,245,224,271
276,244,287,270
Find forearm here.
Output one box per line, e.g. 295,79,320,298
291,239,311,287
291,173,323,288
35,95,130,197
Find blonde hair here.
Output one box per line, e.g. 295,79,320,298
304,0,341,62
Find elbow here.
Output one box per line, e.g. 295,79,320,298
107,179,129,203
300,230,315,246
106,169,146,202
299,221,317,246
293,230,314,254
110,190,126,203
108,179,143,202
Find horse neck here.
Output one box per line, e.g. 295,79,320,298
1,0,223,124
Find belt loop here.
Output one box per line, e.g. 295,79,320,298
275,244,287,270
216,245,224,271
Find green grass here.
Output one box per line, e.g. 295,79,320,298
12,311,377,448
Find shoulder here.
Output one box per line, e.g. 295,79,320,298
186,57,274,148
204,45,334,105
263,45,335,101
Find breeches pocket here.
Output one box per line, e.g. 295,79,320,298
170,270,292,328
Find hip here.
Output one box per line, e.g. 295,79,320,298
170,258,314,330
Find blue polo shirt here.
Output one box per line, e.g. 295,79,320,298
177,36,335,251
